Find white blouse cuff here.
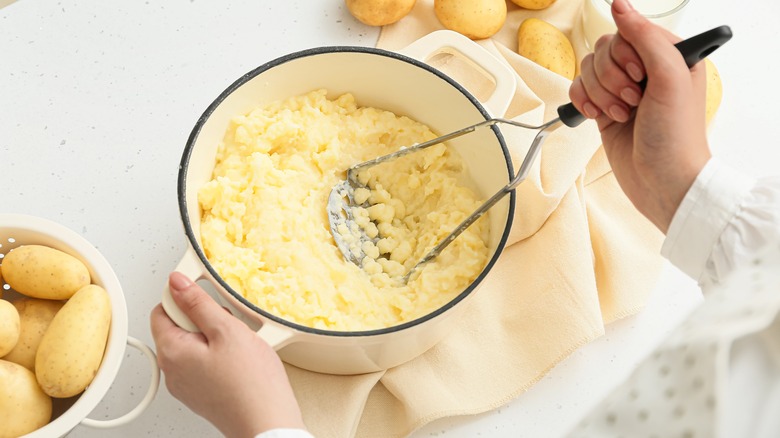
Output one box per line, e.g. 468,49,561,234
661,158,756,282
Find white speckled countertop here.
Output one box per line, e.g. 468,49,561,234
2,0,779,437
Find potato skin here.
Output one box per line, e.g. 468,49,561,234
0,300,20,357
510,0,557,10
346,0,416,26
1,245,90,300
517,18,575,80
3,298,64,370
35,285,111,398
434,0,507,40
0,359,52,438
704,58,722,125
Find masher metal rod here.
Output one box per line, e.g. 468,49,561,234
347,118,551,181
402,117,563,283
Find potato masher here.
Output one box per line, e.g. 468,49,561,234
328,25,732,283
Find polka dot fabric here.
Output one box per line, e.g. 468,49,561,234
567,242,780,437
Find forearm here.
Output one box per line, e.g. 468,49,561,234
635,150,710,235
661,158,780,286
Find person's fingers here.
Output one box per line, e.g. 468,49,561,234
569,74,601,119
579,51,631,123
609,33,645,83
168,272,234,341
150,303,177,341
611,0,687,88
593,34,643,107
150,303,208,370
151,302,206,344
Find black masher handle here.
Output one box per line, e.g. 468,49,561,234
557,25,733,128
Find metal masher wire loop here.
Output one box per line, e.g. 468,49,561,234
347,118,552,182
399,117,564,283
329,116,565,284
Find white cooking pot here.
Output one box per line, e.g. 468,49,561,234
0,214,160,437
162,30,517,375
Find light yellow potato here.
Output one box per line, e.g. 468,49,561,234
0,359,52,438
517,18,576,80
704,58,722,125
0,265,4,299
1,245,90,300
35,285,111,398
345,0,416,26
3,298,64,370
434,0,506,40
510,0,556,10
0,300,20,357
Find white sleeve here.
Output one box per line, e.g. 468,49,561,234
254,429,315,438
661,158,780,286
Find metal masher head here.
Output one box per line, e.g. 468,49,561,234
327,177,375,267
327,117,566,284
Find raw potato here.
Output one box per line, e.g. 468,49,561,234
3,298,64,370
517,18,576,80
346,0,416,26
434,0,506,40
0,300,20,357
0,359,52,438
35,285,111,398
510,0,556,10
1,245,91,300
704,58,722,125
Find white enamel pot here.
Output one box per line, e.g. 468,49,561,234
162,30,517,375
0,214,160,437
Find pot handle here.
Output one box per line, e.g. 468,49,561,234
256,322,296,350
161,250,299,351
399,29,516,117
80,337,161,429
161,249,205,333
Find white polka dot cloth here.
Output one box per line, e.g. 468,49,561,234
568,241,780,438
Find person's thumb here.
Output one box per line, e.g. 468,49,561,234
611,0,686,82
169,272,231,338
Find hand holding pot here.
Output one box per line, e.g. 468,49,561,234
150,272,307,437
568,0,711,234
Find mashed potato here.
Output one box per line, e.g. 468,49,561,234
199,89,489,331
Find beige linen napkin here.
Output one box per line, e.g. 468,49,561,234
284,1,665,437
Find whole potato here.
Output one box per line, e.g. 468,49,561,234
517,18,576,80
0,300,20,357
3,298,64,370
36,285,111,398
0,359,52,438
1,245,90,300
704,58,722,125
510,0,557,10
434,0,507,40
346,0,416,26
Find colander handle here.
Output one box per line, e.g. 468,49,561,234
400,29,517,117
80,337,161,429
557,25,733,128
